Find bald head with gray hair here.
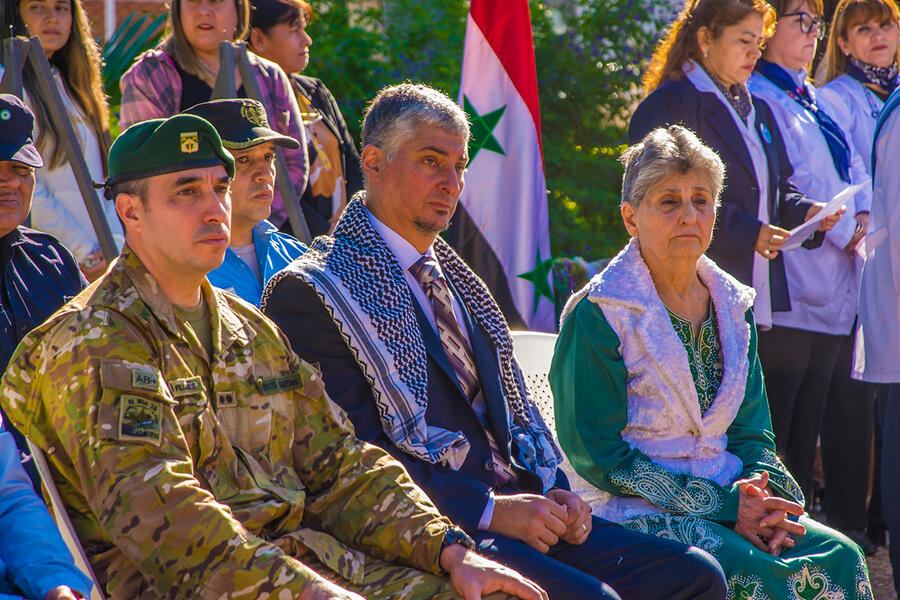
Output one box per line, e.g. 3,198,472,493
619,125,725,208
361,83,470,161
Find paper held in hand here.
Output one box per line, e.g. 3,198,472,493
780,183,867,252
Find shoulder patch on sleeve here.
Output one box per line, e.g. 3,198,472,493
118,394,163,446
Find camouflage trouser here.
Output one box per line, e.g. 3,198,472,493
302,554,515,600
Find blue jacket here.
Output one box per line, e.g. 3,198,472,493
0,227,85,491
0,419,93,600
207,220,307,307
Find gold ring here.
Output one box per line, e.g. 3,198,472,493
582,524,588,532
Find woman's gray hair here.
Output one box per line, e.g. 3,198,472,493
361,83,470,160
619,125,725,208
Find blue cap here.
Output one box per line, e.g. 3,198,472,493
0,94,43,168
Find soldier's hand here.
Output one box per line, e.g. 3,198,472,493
44,586,82,600
297,577,366,600
488,493,568,553
440,544,548,600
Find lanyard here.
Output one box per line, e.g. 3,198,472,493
863,85,882,120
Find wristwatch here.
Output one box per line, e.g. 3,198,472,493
441,525,476,553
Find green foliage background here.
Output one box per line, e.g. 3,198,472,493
303,0,672,259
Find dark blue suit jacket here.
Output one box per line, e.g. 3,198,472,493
628,77,822,312
264,272,564,532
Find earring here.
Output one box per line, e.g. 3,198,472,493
703,49,709,58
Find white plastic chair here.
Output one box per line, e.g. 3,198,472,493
510,330,607,507
27,441,106,600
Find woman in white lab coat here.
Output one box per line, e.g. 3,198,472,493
747,0,869,510
854,85,900,597
817,0,900,560
819,0,900,173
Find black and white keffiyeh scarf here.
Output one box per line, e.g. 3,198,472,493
263,196,561,489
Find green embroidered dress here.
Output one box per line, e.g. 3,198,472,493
549,240,872,600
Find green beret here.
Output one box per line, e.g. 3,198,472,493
104,114,235,199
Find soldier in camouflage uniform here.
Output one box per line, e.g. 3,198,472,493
0,114,547,600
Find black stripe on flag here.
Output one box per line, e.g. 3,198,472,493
447,203,527,329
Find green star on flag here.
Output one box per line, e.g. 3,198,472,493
464,95,506,161
517,248,555,315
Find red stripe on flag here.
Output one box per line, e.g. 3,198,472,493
469,0,543,155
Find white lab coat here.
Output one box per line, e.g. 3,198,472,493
853,92,900,382
819,74,883,175
749,71,869,336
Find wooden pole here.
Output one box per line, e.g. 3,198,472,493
212,41,312,244
25,37,118,261
0,37,27,96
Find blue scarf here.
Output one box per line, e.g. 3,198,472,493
846,57,900,101
755,59,852,183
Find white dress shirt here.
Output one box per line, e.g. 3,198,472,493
366,208,496,528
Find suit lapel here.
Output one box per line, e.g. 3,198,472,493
753,100,781,221
698,91,757,184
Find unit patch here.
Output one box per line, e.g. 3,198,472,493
118,394,163,446
169,376,203,397
131,369,159,391
256,374,303,395
180,131,199,154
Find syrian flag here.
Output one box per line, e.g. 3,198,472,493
447,0,555,332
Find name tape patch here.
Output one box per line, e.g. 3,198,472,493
118,394,162,446
169,376,203,397
256,374,303,395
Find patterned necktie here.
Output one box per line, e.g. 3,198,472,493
410,255,516,486
410,255,480,399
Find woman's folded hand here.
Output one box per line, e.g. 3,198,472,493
734,471,805,555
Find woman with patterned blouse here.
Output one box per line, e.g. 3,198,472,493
549,125,871,600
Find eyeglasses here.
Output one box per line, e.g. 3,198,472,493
783,11,826,40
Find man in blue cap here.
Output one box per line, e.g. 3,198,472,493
0,93,93,600
0,91,87,480
183,99,308,307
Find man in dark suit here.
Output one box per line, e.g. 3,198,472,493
263,83,727,600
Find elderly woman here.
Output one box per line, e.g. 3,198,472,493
630,0,837,332
549,126,872,600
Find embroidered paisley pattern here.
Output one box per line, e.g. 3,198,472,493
757,448,805,507
668,306,724,415
856,562,873,600
609,457,725,517
622,513,724,554
789,565,846,600
729,574,770,600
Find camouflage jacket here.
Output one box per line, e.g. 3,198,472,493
0,246,453,600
